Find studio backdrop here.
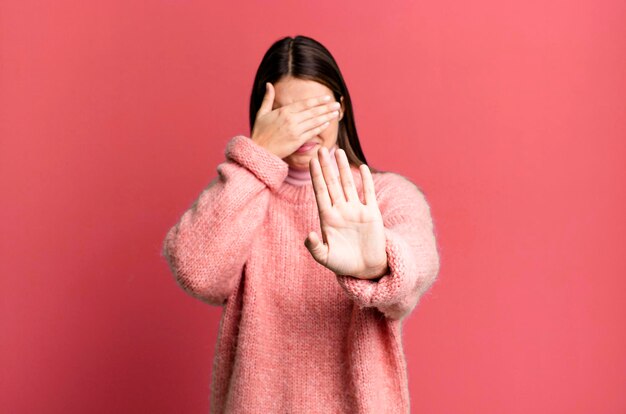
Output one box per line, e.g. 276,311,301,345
1,0,624,413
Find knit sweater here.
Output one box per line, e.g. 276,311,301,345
161,135,440,414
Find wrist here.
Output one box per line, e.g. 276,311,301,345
251,135,277,157
358,261,389,280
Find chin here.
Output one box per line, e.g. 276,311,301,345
285,154,314,169
289,162,310,171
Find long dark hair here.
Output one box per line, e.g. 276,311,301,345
248,35,384,174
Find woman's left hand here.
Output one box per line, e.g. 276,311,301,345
304,146,389,280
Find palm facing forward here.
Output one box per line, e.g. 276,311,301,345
304,146,389,280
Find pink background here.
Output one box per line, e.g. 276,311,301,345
1,0,625,413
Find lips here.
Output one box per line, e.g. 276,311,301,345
296,141,318,153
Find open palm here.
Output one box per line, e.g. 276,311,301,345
304,146,389,280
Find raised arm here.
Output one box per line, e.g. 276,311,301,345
161,135,288,306
335,173,441,320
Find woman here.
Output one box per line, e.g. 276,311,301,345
161,35,441,413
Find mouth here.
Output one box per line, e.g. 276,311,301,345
295,141,319,153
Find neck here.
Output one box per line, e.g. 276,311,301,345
284,145,339,186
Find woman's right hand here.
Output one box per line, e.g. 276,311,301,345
251,82,341,159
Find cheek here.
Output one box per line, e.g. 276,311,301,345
320,123,339,143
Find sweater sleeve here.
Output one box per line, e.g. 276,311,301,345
335,173,441,320
161,135,289,306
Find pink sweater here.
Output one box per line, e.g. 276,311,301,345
161,135,440,413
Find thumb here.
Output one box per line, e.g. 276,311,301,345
304,231,328,265
257,82,275,118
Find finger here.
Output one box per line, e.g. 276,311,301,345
336,148,359,203
309,153,332,215
294,108,339,138
298,120,331,143
289,94,332,113
257,82,275,118
293,100,340,127
319,146,345,205
304,231,328,265
359,163,378,207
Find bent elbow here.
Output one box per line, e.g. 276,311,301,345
162,231,239,306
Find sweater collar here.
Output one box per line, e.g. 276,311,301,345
277,145,364,204
284,145,339,186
